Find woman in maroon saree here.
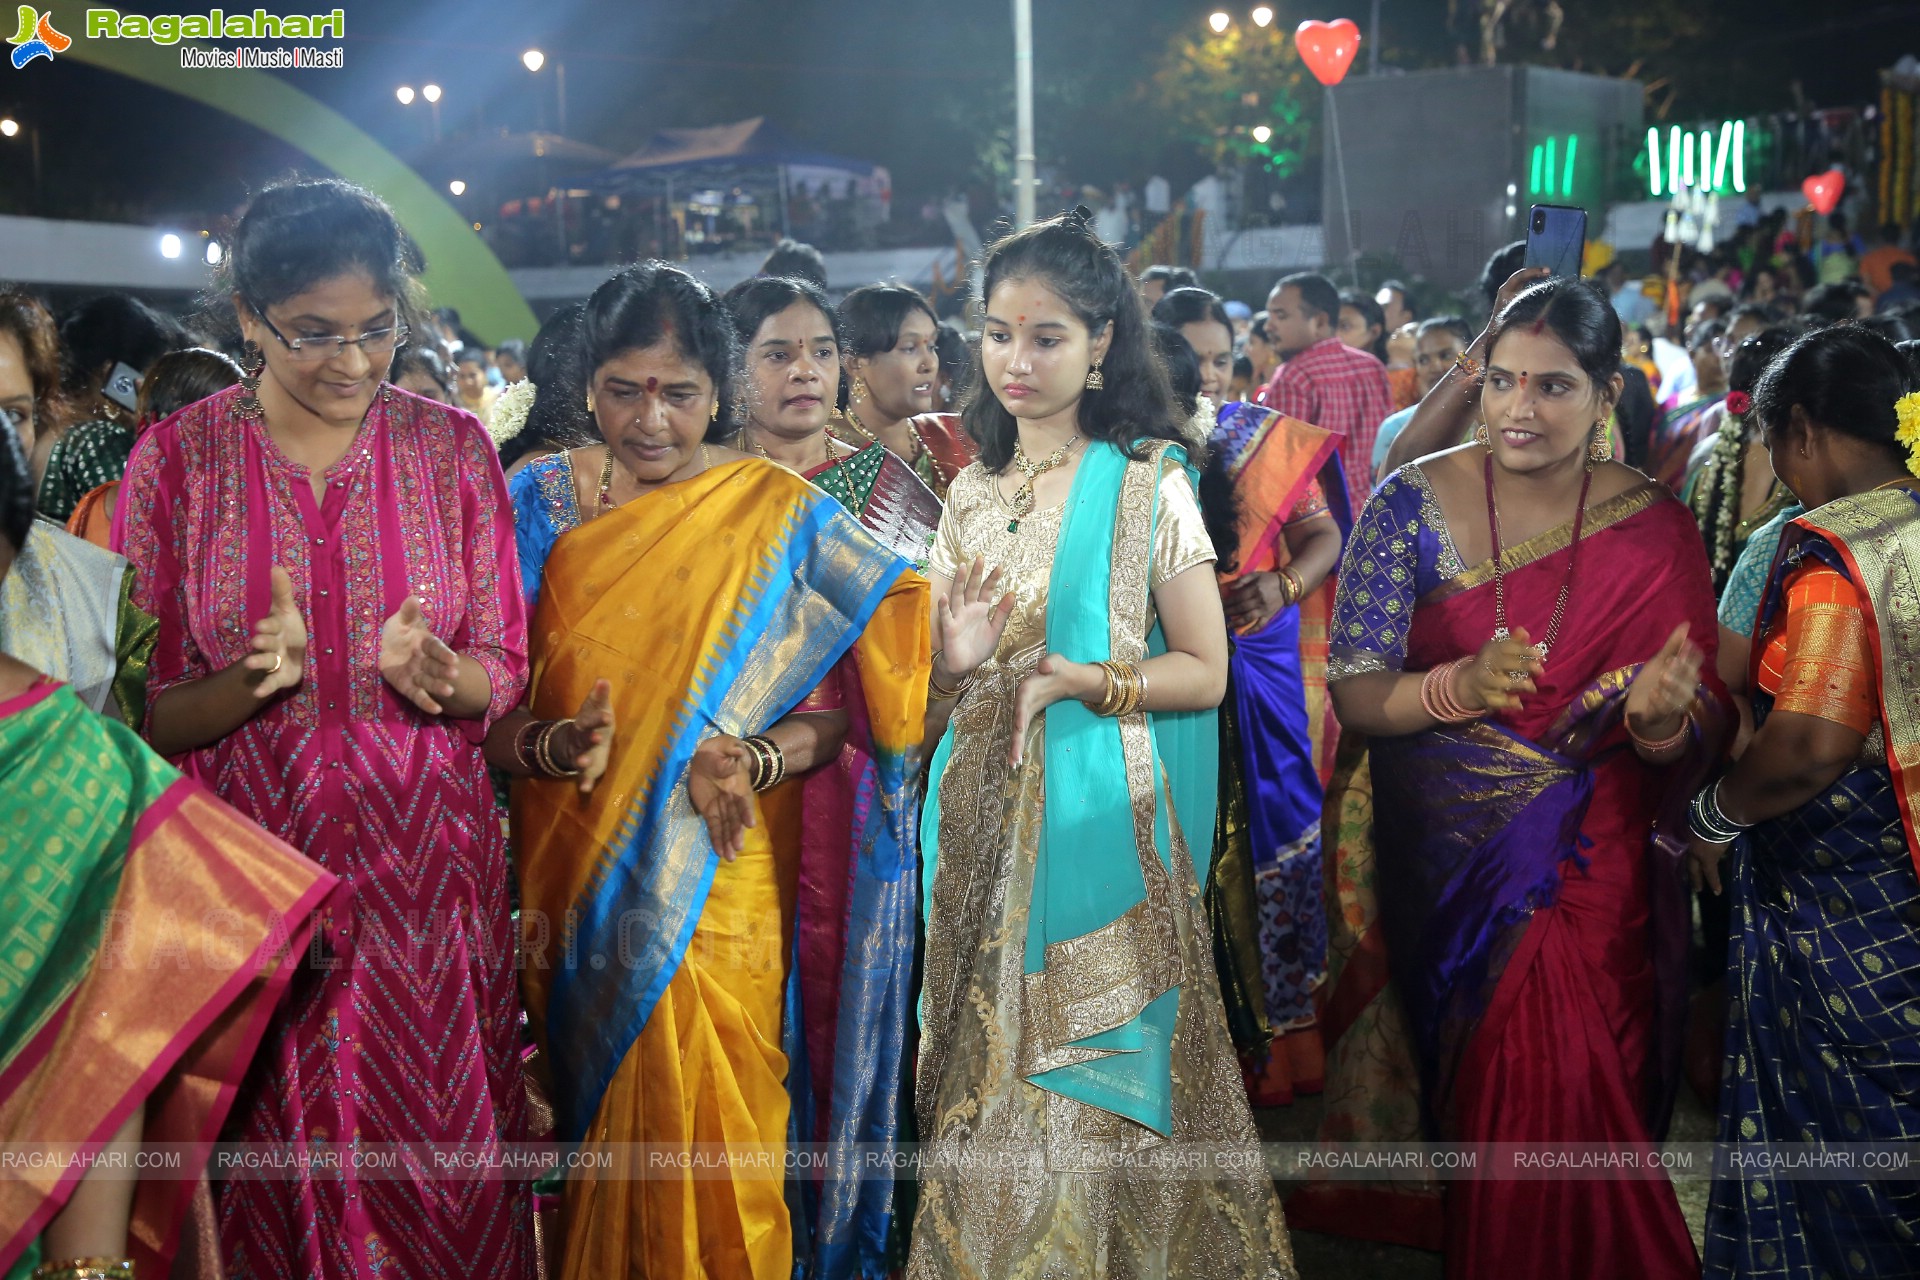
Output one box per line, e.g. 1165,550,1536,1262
1322,278,1725,1279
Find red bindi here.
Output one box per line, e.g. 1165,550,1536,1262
645,376,658,392
1017,315,1026,323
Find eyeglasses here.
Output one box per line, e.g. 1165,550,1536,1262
250,301,408,363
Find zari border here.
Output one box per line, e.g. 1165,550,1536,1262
1421,481,1664,604
1794,488,1920,877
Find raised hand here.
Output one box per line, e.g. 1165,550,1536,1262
688,736,756,862
1493,266,1553,317
1457,626,1545,714
246,566,307,699
557,679,615,795
1626,623,1703,738
379,596,462,715
937,555,1015,684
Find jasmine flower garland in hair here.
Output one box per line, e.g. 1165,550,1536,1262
487,378,536,450
1896,390,1920,480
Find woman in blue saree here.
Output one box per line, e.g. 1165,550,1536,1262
909,213,1294,1278
1690,325,1920,1277
1155,286,1352,1101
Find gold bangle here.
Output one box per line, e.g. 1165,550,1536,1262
1279,566,1305,607
928,651,973,702
745,734,785,792
1093,660,1123,717
537,721,581,778
741,734,770,790
33,1262,134,1280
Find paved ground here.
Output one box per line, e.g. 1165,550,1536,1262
1255,1083,1716,1278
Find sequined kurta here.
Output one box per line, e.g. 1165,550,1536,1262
117,385,536,1279
909,456,1297,1280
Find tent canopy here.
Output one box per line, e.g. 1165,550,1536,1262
610,116,883,179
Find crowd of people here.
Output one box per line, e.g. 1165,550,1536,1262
2,174,1918,1280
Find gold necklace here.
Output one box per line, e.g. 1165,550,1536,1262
846,404,923,465
1006,434,1081,532
750,426,840,469
598,444,708,510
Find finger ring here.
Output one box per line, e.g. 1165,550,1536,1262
267,652,283,675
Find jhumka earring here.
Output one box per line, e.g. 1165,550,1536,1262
1588,420,1614,466
851,374,870,401
1084,363,1105,391
1473,421,1491,446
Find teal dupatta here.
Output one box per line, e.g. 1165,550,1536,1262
924,439,1219,1137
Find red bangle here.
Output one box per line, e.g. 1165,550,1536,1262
1421,658,1487,724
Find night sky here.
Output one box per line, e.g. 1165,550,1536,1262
0,0,1906,225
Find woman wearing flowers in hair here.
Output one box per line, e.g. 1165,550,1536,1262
1691,328,1920,1278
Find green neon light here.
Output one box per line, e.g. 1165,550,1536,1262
1544,136,1556,197
1669,126,1682,197
1713,121,1733,190
1530,144,1543,197
1732,120,1746,193
1562,134,1578,198
1698,132,1713,196
1647,127,1661,197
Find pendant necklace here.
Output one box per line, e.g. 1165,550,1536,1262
1485,449,1592,665
1006,434,1081,533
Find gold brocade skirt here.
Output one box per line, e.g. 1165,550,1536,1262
910,672,1297,1279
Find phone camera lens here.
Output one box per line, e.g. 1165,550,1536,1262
1532,211,1546,233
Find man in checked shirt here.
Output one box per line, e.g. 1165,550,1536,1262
1259,271,1395,516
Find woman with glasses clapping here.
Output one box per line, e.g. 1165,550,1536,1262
114,179,538,1278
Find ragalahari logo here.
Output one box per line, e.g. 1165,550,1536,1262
9,6,71,67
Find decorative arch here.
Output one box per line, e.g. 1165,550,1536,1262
46,1,538,342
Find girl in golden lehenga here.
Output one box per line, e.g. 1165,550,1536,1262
494,263,929,1280
909,213,1295,1278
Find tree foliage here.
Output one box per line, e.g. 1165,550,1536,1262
1143,22,1316,180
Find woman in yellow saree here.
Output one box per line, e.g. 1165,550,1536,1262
490,263,929,1280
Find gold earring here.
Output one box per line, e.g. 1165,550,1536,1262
586,393,595,415
851,374,870,401
1587,420,1613,465
710,398,719,422
1084,363,1105,391
1473,421,1491,446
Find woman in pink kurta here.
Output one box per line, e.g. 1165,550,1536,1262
114,178,535,1279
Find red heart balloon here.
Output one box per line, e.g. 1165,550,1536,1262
1295,18,1362,87
1801,169,1844,217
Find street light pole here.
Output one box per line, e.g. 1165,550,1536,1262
556,62,568,136
1012,0,1035,228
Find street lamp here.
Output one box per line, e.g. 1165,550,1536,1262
448,180,467,196
395,85,414,105
520,49,567,133
421,83,443,140
1251,5,1273,25
0,116,41,209
1209,11,1231,33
